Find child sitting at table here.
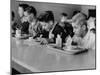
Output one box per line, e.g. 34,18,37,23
64,12,95,51
12,4,29,38
16,3,29,28
17,5,37,38
60,13,68,22
49,13,74,47
23,6,37,37
35,11,55,44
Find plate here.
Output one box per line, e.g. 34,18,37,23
63,46,88,54
48,44,63,50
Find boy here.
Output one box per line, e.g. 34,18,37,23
60,13,68,23
65,12,95,51
22,6,37,36
18,4,29,18
35,11,55,44
11,4,29,37
49,13,74,47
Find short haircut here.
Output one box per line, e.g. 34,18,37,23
72,12,88,30
72,12,87,25
72,10,80,17
61,13,68,17
19,4,29,11
25,6,37,17
38,11,54,23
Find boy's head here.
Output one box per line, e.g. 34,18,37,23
18,4,29,17
60,13,68,22
38,11,54,30
24,6,37,17
24,6,37,22
72,13,88,37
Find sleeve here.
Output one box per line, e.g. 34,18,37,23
82,32,95,50
87,33,95,50
52,24,62,36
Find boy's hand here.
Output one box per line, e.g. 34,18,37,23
40,38,48,45
49,33,54,39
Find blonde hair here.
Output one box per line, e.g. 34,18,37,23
72,12,87,26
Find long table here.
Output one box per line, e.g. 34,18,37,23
11,37,96,73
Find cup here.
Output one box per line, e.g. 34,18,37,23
29,37,33,41
16,29,21,38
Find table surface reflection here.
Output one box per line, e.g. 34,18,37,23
11,37,96,73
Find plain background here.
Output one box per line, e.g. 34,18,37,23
11,0,95,24
0,0,99,75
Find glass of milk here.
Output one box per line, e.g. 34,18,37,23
16,29,21,38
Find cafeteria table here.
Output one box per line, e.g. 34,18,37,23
11,37,96,73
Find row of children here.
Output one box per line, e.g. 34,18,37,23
11,4,96,51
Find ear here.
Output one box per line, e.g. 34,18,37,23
82,25,86,30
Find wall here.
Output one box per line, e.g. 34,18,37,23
11,0,82,22
11,0,96,22
81,5,96,17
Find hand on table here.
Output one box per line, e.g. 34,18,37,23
40,38,48,45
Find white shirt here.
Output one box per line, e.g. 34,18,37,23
81,30,95,50
87,17,95,30
72,30,95,50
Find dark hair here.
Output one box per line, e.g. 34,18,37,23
88,9,96,18
19,4,29,11
38,11,54,23
12,11,15,21
61,13,68,17
25,6,37,17
72,10,80,17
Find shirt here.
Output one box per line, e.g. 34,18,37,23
52,22,74,43
72,30,95,50
87,17,95,30
21,21,30,34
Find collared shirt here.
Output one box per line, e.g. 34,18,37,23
87,17,95,30
81,30,95,50
51,22,74,43
72,30,95,50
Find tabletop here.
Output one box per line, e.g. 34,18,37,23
11,37,96,73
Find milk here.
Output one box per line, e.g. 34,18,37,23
16,29,21,38
56,34,62,48
65,36,72,49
